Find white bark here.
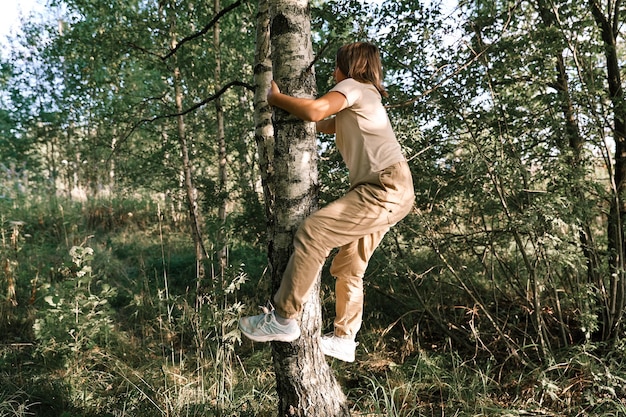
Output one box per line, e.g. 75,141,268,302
263,0,351,415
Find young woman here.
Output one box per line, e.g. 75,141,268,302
239,42,414,362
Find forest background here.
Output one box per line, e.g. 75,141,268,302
1,0,626,415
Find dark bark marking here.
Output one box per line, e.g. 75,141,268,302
271,13,298,37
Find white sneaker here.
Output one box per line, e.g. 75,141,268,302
239,306,301,342
320,334,357,362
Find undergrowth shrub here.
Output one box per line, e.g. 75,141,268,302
0,196,280,416
83,196,158,233
33,246,117,364
2,194,626,416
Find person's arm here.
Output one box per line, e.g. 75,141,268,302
267,80,347,123
316,117,336,134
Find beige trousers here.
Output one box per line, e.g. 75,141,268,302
274,160,414,339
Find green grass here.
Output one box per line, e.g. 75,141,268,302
1,195,626,416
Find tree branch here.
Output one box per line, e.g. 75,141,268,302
386,0,519,109
305,39,335,74
163,0,245,60
613,0,621,36
116,80,254,151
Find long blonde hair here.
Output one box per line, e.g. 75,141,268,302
336,42,387,97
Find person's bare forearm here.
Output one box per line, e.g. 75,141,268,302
316,117,336,134
269,93,324,122
267,81,347,123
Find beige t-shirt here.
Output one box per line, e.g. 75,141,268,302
330,78,405,188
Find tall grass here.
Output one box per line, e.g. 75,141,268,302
2,194,626,416
0,194,273,416
0,388,37,417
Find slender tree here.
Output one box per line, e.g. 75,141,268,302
161,0,208,284
590,0,626,340
534,0,603,346
215,0,229,275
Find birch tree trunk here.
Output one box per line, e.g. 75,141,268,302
254,0,274,220
256,0,351,415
